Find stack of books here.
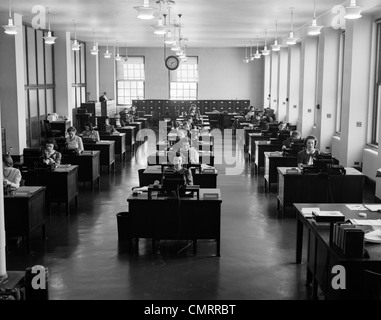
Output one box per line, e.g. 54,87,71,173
332,222,365,258
312,210,345,223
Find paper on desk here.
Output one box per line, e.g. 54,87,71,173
346,204,367,210
350,219,381,226
364,204,381,212
301,207,320,217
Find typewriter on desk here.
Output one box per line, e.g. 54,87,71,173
301,153,346,175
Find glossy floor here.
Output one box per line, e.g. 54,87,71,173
5,136,374,300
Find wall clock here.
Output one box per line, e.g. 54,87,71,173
165,55,180,70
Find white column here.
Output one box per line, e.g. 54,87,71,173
277,48,288,122
269,52,278,112
299,36,319,138
287,44,301,126
0,13,27,157
263,55,271,108
86,42,99,102
315,28,341,154
99,46,116,100
0,99,6,281
54,31,73,123
340,17,373,167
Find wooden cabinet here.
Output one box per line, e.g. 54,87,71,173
101,100,117,117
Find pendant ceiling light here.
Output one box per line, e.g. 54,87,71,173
104,35,112,58
271,20,281,51
171,14,183,52
286,7,298,45
115,41,122,61
90,29,99,55
243,44,250,63
261,30,270,56
250,41,254,61
2,0,17,35
152,2,166,35
134,0,154,20
254,36,261,59
344,0,362,20
43,8,57,44
307,0,323,36
71,20,81,51
164,7,174,44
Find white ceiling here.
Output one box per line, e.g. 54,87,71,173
0,0,363,47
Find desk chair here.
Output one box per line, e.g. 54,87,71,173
363,269,381,300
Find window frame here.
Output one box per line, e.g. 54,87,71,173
371,21,381,145
169,56,198,100
335,30,345,134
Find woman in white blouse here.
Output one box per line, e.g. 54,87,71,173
66,126,84,154
3,153,22,189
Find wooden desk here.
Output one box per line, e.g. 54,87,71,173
264,153,297,192
100,133,126,160
49,120,71,137
294,203,381,299
118,126,135,151
128,122,142,138
277,167,365,214
244,128,261,149
253,141,282,171
247,134,271,159
83,141,115,172
148,151,215,166
23,165,79,215
126,189,222,256
4,186,46,252
61,151,100,189
143,165,217,188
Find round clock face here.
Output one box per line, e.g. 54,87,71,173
165,56,180,70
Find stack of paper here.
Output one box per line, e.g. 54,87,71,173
364,204,381,212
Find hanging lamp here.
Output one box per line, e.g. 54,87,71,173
286,8,298,45
90,29,99,55
71,20,81,51
344,0,362,19
115,41,122,61
243,44,250,63
134,0,155,20
271,20,281,51
2,0,17,35
43,8,57,44
104,35,112,58
164,7,174,44
307,0,323,36
261,30,270,56
254,36,261,59
152,2,166,35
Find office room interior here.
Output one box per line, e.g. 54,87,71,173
1,0,381,301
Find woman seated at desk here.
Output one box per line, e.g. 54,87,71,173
39,138,62,165
82,122,100,142
245,106,255,121
297,135,320,169
66,126,84,154
179,138,199,164
3,153,22,190
171,154,194,186
282,131,301,150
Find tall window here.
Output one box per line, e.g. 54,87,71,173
71,40,86,109
314,37,320,126
371,22,381,145
170,57,198,100
116,56,145,106
23,25,55,147
336,31,345,133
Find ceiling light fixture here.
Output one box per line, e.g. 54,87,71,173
134,0,155,20
71,20,81,51
271,20,281,51
307,0,323,36
261,30,270,56
344,0,362,20
104,35,112,58
124,44,129,63
286,7,298,45
43,8,57,44
90,29,99,55
243,44,250,63
115,41,122,61
152,2,166,35
254,36,261,59
164,7,174,44
2,0,17,35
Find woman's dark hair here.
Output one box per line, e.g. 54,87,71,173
84,122,93,130
2,153,13,167
45,137,58,150
67,126,77,133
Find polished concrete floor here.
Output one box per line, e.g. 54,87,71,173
6,133,375,300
